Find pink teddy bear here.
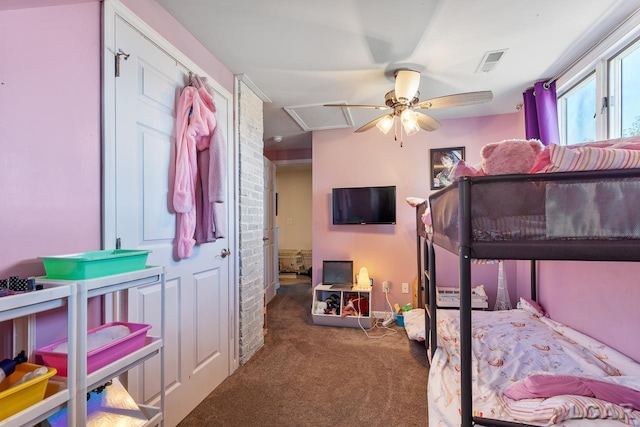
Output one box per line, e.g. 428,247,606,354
455,139,544,177
481,139,544,175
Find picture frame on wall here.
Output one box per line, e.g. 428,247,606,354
430,147,465,190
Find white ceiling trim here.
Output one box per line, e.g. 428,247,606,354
237,73,271,103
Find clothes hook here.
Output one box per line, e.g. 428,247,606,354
115,49,130,77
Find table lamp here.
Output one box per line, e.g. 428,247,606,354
354,267,371,290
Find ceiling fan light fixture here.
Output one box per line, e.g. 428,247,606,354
395,70,420,103
400,108,416,125
403,121,420,136
400,109,420,136
325,71,491,143
376,114,395,134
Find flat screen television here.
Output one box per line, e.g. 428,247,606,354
332,185,396,225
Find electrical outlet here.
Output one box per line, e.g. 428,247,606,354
402,282,409,294
382,281,390,293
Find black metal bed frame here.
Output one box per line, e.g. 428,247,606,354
417,168,640,427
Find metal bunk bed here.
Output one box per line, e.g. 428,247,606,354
424,168,640,427
415,200,438,362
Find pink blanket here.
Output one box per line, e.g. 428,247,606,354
504,374,640,411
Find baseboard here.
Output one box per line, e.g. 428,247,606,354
373,310,394,321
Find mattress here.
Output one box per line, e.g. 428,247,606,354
427,309,640,426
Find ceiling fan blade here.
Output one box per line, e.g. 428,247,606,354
415,90,493,110
415,112,441,131
355,115,387,133
324,103,390,110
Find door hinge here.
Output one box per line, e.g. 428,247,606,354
115,49,130,77
116,237,121,249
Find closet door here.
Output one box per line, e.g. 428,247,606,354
105,10,235,426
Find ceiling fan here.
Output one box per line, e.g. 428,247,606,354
325,69,493,146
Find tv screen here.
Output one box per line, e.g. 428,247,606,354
332,185,396,225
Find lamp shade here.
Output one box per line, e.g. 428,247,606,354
355,267,371,290
395,70,420,103
401,109,420,136
376,114,394,134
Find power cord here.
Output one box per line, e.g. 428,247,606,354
381,289,395,325
355,290,398,339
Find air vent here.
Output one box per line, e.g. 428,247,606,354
476,49,508,73
284,102,354,131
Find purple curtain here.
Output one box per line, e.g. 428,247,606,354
523,80,560,146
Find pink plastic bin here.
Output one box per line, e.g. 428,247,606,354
35,322,152,376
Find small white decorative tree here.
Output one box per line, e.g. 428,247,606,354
494,261,512,311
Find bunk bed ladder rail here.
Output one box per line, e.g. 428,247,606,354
427,238,437,361
459,177,474,427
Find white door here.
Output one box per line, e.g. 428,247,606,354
264,158,277,303
105,11,235,426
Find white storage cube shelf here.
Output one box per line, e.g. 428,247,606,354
311,284,372,328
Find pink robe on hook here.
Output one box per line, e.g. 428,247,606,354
173,84,217,259
192,75,226,244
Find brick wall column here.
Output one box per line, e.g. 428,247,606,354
237,80,265,363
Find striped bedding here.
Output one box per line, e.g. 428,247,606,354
539,142,640,173
427,309,640,426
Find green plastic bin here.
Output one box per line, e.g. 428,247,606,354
41,250,151,280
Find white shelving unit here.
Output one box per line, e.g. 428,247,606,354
39,266,165,427
0,284,76,427
311,284,373,328
0,266,165,426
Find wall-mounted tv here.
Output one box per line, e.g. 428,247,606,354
332,185,396,225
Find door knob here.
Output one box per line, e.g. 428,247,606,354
262,237,269,241
221,249,231,258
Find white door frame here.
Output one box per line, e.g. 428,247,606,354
101,0,239,372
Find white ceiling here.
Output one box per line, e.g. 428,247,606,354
155,0,640,151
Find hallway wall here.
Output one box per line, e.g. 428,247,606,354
276,165,312,251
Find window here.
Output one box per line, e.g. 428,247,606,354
558,74,596,144
556,13,640,145
609,38,640,137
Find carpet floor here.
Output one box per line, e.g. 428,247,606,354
178,282,429,426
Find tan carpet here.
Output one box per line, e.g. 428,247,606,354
278,274,312,285
178,282,429,426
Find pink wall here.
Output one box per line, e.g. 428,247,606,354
312,113,525,312
0,1,102,349
0,3,102,278
539,262,640,362
264,148,312,162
